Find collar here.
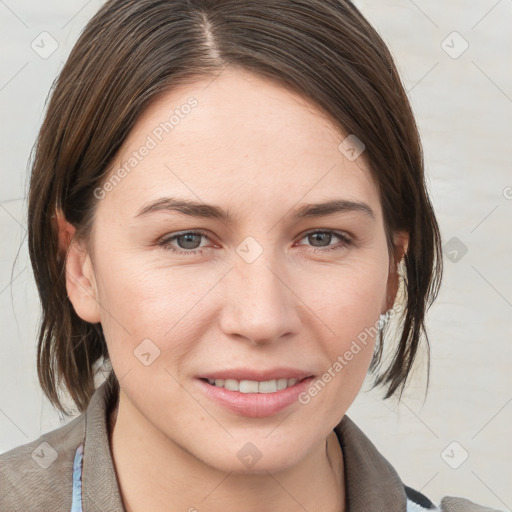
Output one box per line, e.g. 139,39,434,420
81,380,125,511
334,415,407,511
80,380,407,511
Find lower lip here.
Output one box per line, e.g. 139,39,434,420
196,377,315,418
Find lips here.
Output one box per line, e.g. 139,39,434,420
195,368,315,417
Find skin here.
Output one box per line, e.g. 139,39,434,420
62,68,408,512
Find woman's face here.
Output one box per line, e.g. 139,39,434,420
69,68,406,473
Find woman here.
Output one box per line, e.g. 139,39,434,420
0,1,498,511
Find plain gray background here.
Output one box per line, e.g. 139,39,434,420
1,0,511,509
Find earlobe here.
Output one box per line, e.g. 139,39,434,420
54,209,102,323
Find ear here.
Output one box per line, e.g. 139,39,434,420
55,209,102,323
384,230,409,311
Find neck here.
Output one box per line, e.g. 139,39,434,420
108,392,345,512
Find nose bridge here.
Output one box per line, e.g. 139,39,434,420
219,245,299,343
239,253,282,304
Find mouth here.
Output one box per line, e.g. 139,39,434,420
196,370,315,418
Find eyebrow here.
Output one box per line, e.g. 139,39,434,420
135,197,375,222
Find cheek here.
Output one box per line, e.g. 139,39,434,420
92,252,223,369
297,257,388,390
300,256,389,332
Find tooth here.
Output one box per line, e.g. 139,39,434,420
239,380,259,393
276,378,288,390
259,379,278,393
210,377,300,392
224,379,239,391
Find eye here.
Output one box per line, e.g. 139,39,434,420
157,229,352,256
296,230,352,253
157,230,211,255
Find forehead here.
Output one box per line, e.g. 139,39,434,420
100,68,381,221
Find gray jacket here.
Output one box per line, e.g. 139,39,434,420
0,381,501,511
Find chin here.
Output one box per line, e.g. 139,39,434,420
187,430,318,476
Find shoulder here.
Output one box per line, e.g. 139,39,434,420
334,415,500,512
0,412,85,511
405,485,503,512
439,496,504,512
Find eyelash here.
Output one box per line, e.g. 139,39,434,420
156,229,352,256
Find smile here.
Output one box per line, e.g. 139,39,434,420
197,373,315,418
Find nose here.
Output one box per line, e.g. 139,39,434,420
218,253,301,345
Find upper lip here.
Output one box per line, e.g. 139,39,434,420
199,368,313,382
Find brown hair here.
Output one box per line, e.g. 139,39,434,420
28,0,442,416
